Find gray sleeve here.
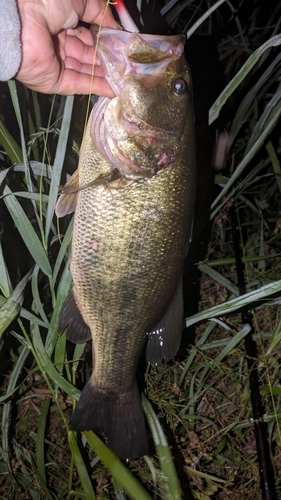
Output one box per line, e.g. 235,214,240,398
0,0,22,81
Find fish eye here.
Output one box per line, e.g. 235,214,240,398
172,78,188,96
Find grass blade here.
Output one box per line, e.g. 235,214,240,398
2,185,51,276
0,243,12,296
36,397,51,486
142,395,185,500
0,270,32,337
215,324,251,363
45,261,72,356
179,322,216,385
31,266,50,326
186,0,226,39
0,118,22,163
229,52,281,147
198,263,239,296
185,280,281,327
1,346,30,490
31,323,80,399
45,96,74,241
244,88,281,155
209,35,281,124
266,141,281,193
8,81,36,201
84,431,153,500
211,96,281,211
14,161,53,179
68,432,96,499
52,217,73,283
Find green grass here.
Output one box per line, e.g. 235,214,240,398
0,1,281,498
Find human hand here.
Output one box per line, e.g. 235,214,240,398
16,0,119,96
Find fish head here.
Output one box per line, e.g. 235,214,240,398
91,28,193,177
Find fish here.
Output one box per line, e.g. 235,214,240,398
55,26,196,460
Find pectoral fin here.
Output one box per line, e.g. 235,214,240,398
58,287,91,343
146,278,183,365
55,169,127,218
55,170,79,218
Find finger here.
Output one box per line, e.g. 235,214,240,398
66,25,97,48
81,1,120,29
65,57,106,78
63,31,101,66
55,69,115,96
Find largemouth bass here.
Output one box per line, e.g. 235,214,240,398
56,26,196,459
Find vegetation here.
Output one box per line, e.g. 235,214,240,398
0,1,280,498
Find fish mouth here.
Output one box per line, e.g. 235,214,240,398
89,27,186,177
91,96,178,178
91,27,185,96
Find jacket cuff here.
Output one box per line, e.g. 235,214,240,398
0,0,21,81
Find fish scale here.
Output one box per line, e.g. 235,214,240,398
56,27,196,459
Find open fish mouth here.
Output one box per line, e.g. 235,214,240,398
90,27,188,177
91,27,186,95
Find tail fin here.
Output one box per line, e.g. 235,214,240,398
70,380,149,460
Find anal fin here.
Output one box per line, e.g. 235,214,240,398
58,287,91,343
146,278,183,365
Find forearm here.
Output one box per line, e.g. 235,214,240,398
0,0,22,81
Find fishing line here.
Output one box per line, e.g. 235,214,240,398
84,0,113,138
56,2,113,240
